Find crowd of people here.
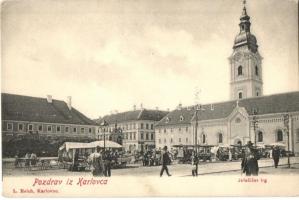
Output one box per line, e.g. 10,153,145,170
14,152,38,169
141,150,162,166
13,142,287,177
158,141,285,177
70,147,121,176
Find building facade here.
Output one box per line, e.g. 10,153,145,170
1,93,97,156
156,93,299,155
155,105,194,150
95,109,168,152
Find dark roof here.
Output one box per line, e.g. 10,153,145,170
95,109,169,125
1,93,96,125
156,91,299,126
239,91,299,116
155,107,195,127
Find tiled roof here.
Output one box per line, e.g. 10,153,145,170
155,107,195,127
156,91,299,126
95,109,169,125
1,93,96,125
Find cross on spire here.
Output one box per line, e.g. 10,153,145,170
243,0,246,7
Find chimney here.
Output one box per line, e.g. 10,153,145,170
140,103,143,110
133,105,136,111
178,103,182,110
67,96,72,110
167,108,170,112
155,106,159,111
47,95,52,103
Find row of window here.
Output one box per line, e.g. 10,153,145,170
98,132,155,141
102,122,154,132
158,137,190,144
123,132,137,140
237,65,259,76
257,130,285,143
158,128,295,145
158,127,189,134
140,132,154,140
165,115,185,123
6,123,92,134
237,88,260,100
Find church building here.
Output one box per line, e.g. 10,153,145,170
155,2,299,155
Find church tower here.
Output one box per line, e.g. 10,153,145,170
229,1,263,100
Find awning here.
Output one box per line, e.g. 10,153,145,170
90,141,122,148
59,140,122,151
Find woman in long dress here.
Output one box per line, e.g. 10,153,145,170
89,147,104,176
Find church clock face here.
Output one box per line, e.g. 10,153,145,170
234,52,242,62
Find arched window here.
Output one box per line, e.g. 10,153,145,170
238,66,243,76
218,133,223,143
255,65,259,76
238,92,243,99
202,134,206,144
277,129,283,142
257,131,263,142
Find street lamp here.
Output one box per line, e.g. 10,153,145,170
252,108,258,146
193,104,205,176
100,120,109,151
283,113,290,168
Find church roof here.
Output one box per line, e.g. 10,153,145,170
1,93,96,125
155,91,299,126
95,109,169,125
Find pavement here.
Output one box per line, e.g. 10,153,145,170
3,157,299,177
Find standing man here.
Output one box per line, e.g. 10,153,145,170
228,149,232,161
192,151,199,176
272,146,280,168
160,146,172,177
104,150,112,177
241,141,260,176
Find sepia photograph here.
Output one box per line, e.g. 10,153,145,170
1,0,299,197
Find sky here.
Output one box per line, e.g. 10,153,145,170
1,0,298,119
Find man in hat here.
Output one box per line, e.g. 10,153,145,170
241,141,260,176
160,146,172,177
272,146,280,168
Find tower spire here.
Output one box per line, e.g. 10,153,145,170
229,0,263,100
242,0,248,17
232,0,258,53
